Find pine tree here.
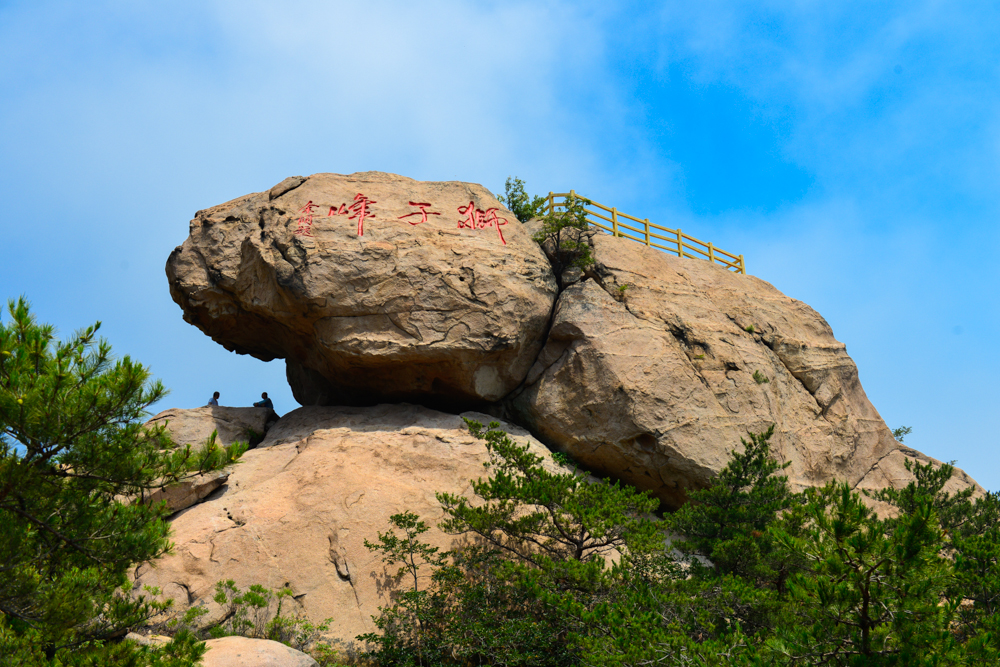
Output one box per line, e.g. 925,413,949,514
769,484,960,666
0,297,245,664
497,177,547,224
666,425,797,586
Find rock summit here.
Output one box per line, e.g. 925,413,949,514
167,172,556,409
166,171,979,509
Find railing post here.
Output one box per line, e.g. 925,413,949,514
548,192,554,216
644,219,650,246
708,241,715,264
612,207,618,236
739,255,746,274
676,228,683,258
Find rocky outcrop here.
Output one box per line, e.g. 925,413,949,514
134,404,556,646
202,637,317,667
853,445,978,499
163,171,979,510
146,406,274,448
507,233,978,508
145,470,230,516
166,172,557,409
140,407,275,514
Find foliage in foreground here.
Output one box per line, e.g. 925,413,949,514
154,580,345,666
361,420,1000,667
0,297,246,665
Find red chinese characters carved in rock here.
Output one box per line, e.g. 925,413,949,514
327,193,377,236
398,202,441,226
457,202,509,245
294,201,319,237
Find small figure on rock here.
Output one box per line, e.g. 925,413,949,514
253,392,274,410
207,391,220,407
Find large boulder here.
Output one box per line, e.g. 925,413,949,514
134,404,556,646
201,636,317,667
146,406,274,448
166,172,557,409
507,233,978,509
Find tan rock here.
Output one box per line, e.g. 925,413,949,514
146,406,273,448
508,233,978,508
138,407,271,514
145,470,230,515
135,404,555,646
166,172,557,408
125,631,171,647
202,636,317,667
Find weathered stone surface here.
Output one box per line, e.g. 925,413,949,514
146,406,273,448
139,407,272,514
166,172,557,409
508,233,978,509
125,631,171,647
854,445,978,499
145,470,229,515
135,404,556,646
202,636,317,667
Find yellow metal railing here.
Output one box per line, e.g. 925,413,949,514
547,191,746,274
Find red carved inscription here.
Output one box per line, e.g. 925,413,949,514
457,201,509,245
306,196,508,245
294,201,318,237
398,202,441,225
326,193,377,236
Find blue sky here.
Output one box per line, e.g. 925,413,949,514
2,1,998,489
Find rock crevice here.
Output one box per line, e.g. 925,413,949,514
504,232,975,508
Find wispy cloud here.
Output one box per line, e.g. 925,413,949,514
1,0,998,486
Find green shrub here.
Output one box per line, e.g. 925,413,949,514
497,177,546,223
532,194,596,289
161,580,344,666
356,420,998,666
360,420,670,666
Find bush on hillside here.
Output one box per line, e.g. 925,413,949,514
359,418,998,666
498,177,547,223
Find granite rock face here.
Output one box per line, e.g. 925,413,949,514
164,172,979,511
145,406,275,448
140,406,274,514
166,172,557,409
201,636,318,667
134,404,556,646
507,233,978,509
